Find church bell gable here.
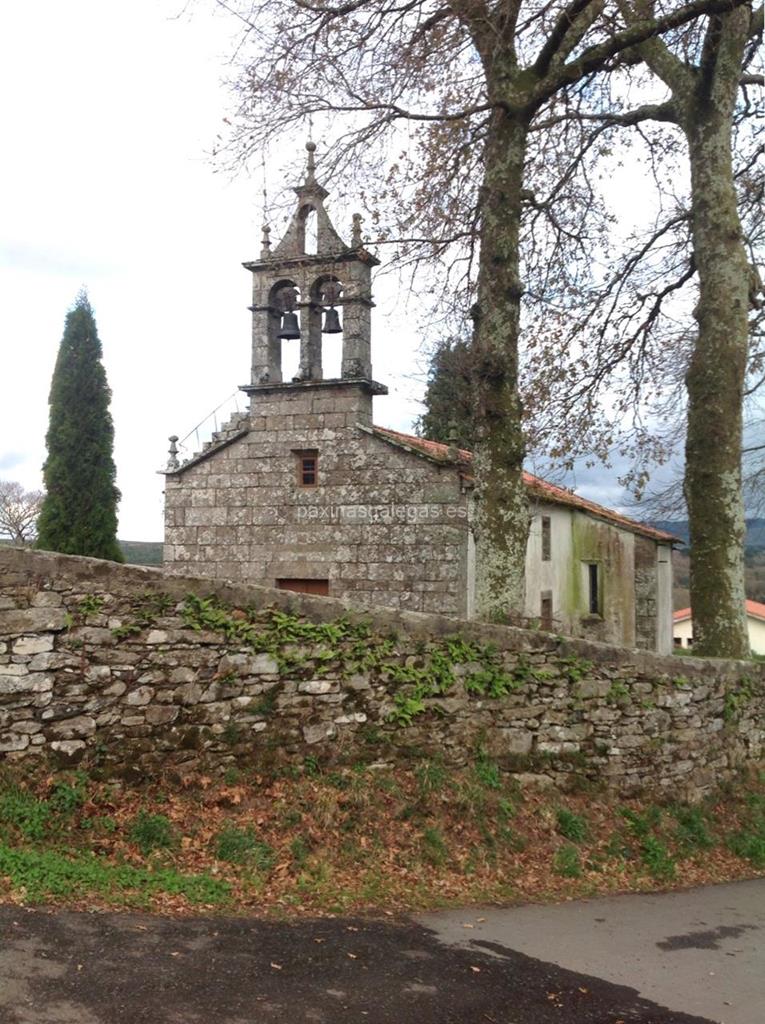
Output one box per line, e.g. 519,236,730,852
243,141,380,387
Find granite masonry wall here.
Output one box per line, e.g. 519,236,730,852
634,535,660,652
163,381,470,617
1,547,762,800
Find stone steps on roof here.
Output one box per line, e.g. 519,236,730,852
189,411,250,460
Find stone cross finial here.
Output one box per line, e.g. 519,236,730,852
260,223,271,258
351,213,363,248
166,435,180,471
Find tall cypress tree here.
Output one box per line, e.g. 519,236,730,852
416,337,477,451
37,292,123,561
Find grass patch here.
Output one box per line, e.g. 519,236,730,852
48,774,88,816
640,836,677,881
620,806,662,838
290,835,313,871
727,791,765,868
0,764,761,915
0,773,90,842
0,786,52,841
415,759,450,800
553,844,582,878
473,753,502,791
0,844,229,907
128,812,175,855
420,826,449,867
728,830,765,868
672,805,715,854
214,824,259,864
556,808,588,844
214,823,276,872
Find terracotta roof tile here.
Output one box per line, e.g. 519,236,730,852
370,425,680,544
674,600,765,623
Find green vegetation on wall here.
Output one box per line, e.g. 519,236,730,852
176,594,590,729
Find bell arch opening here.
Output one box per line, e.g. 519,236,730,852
297,205,318,255
268,280,302,381
311,275,344,379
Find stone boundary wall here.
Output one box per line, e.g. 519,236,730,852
1,547,762,800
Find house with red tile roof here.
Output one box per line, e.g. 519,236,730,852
163,152,676,653
673,600,765,655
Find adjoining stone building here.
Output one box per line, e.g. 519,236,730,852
163,145,676,653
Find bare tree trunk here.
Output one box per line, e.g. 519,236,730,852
683,101,750,658
473,111,530,621
631,6,753,658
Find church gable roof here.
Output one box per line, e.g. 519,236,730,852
367,425,679,545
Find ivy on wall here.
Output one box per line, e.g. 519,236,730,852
175,595,592,727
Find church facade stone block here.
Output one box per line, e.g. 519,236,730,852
163,144,676,650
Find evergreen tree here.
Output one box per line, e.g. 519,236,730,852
416,337,477,451
36,292,123,561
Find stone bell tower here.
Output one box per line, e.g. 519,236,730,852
240,142,386,420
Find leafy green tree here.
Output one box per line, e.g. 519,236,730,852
36,292,123,561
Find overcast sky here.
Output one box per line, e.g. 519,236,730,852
0,0,669,541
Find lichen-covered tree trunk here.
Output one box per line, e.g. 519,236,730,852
472,111,530,621
681,14,751,658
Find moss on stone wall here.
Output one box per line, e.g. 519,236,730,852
1,547,763,801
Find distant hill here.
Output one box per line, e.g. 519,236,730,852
672,546,765,607
119,541,163,566
1,538,164,567
650,518,765,551
653,518,765,607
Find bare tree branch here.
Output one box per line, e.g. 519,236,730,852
0,481,44,544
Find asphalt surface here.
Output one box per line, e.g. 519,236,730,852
419,880,765,1024
0,881,761,1023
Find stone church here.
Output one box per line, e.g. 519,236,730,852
163,144,675,654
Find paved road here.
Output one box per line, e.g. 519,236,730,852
419,880,765,1024
0,881,761,1023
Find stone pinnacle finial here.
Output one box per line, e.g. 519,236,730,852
260,223,271,258
351,213,363,247
167,435,180,471
446,422,461,462
305,140,317,185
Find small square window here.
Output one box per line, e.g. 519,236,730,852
301,456,317,486
294,449,319,487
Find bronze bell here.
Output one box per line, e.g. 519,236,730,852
322,307,342,334
277,311,301,339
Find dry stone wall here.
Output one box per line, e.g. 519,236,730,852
0,547,762,800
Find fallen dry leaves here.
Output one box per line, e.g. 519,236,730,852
1,763,762,918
